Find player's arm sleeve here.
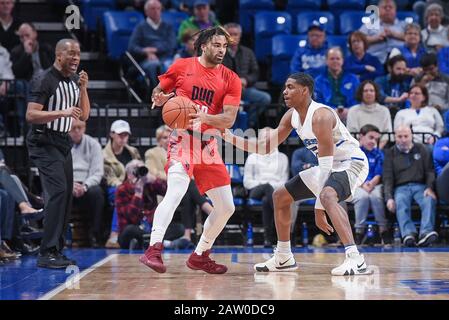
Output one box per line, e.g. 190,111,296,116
158,59,183,93
223,73,242,107
28,73,51,105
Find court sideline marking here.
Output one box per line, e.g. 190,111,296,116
38,254,118,300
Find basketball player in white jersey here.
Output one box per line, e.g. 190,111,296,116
224,72,372,276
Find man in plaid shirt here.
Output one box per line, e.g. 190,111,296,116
116,160,184,249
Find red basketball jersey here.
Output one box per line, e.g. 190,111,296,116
158,57,242,132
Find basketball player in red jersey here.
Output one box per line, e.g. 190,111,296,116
139,27,242,274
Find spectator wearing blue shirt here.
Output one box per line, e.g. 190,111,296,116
375,55,411,112
290,24,328,79
352,124,391,245
444,110,449,134
290,146,318,177
433,136,449,176
390,23,427,79
438,46,449,75
128,0,177,89
344,31,384,82
434,136,449,203
314,47,360,122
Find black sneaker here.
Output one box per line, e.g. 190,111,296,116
58,251,77,266
417,231,438,247
403,234,417,247
37,249,72,269
381,230,393,245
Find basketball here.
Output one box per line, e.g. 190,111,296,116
162,96,197,129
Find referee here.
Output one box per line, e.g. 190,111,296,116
26,39,90,269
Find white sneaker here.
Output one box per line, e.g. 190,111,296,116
331,252,373,276
254,250,297,272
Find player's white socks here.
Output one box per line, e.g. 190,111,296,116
150,163,190,246
276,240,292,257
194,185,235,255
344,244,359,256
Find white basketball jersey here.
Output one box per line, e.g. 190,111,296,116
291,100,366,170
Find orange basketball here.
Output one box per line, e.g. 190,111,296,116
162,96,197,129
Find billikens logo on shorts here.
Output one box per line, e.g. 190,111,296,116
303,138,318,153
192,86,215,106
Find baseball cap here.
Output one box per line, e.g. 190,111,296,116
194,0,209,7
110,120,131,134
307,21,325,32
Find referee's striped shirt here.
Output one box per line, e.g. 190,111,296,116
29,66,80,133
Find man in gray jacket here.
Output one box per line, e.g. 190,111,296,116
69,119,105,247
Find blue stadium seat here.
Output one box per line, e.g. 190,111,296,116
296,11,335,34
339,11,369,35
81,0,116,31
397,11,420,24
162,10,189,35
239,0,275,34
232,111,249,131
254,11,292,62
327,35,349,56
225,164,245,206
103,11,144,60
271,34,307,85
327,0,366,11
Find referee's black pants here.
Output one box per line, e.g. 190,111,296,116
27,129,73,254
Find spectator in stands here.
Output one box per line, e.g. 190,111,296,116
438,46,449,75
360,0,406,64
0,42,13,136
243,127,289,247
375,55,411,112
414,0,449,27
434,136,449,203
11,23,54,81
414,53,449,111
128,0,177,90
383,125,438,247
0,0,21,52
174,28,198,60
344,31,384,82
69,119,105,248
177,0,220,43
433,135,449,176
223,22,271,128
0,151,43,218
352,124,391,245
290,146,317,176
421,3,449,52
116,159,185,249
347,80,392,149
0,41,28,136
314,47,360,122
290,23,328,79
144,125,213,243
390,23,427,78
103,120,141,248
0,189,17,261
394,84,444,144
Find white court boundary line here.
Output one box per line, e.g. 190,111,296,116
38,253,118,300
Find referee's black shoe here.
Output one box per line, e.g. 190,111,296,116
58,251,77,266
37,248,73,269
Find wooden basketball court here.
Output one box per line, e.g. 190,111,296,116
39,250,449,300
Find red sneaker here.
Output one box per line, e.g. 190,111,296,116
139,242,166,273
186,250,228,274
